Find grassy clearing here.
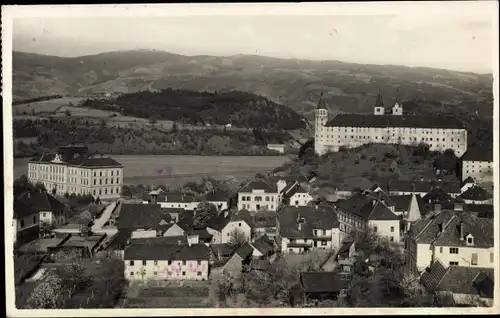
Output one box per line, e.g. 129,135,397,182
54,106,116,117
13,97,85,115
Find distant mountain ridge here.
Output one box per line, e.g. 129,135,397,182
12,50,493,121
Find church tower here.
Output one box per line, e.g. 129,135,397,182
373,88,385,115
314,90,328,155
392,88,403,115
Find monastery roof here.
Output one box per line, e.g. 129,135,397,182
325,114,465,130
29,153,123,168
461,147,493,162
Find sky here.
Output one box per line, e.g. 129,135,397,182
10,3,497,73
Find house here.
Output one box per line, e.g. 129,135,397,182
460,147,493,183
299,272,351,303
252,211,277,239
124,243,210,281
267,144,285,154
202,188,230,211
210,243,238,263
237,179,279,212
387,180,461,198
116,204,172,236
404,207,494,274
420,188,462,215
276,203,341,254
211,243,254,275
420,260,494,307
334,194,401,243
280,181,313,207
47,234,107,260
206,210,252,244
250,234,277,260
461,176,476,193
13,200,40,246
162,214,213,244
388,194,426,222
159,207,184,223
104,229,133,259
16,191,69,226
142,191,199,210
458,185,493,205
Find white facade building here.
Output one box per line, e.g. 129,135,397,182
28,147,123,200
460,147,493,183
237,180,279,212
313,91,468,157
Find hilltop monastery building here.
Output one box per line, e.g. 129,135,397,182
314,90,468,157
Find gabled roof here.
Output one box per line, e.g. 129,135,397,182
422,262,495,298
164,192,198,203
206,211,232,232
388,180,461,194
106,229,132,250
410,210,493,248
235,242,254,259
464,204,493,219
281,182,309,200
117,204,165,230
462,176,476,186
251,234,275,255
459,186,492,201
252,211,277,228
124,243,210,261
130,236,187,246
13,200,40,219
203,188,230,202
335,195,399,221
67,156,123,168
388,195,412,211
238,179,277,193
461,147,493,162
300,272,350,293
325,114,465,129
210,243,237,258
16,191,67,216
278,203,339,239
141,191,168,202
420,260,447,291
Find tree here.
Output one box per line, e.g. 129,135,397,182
34,182,47,193
298,138,314,159
65,109,71,116
54,263,90,300
78,211,93,237
40,221,54,237
193,202,218,229
228,228,248,249
26,272,64,309
13,174,35,197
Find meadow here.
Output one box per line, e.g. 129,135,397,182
14,154,291,187
13,97,86,115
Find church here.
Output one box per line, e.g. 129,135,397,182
313,90,468,157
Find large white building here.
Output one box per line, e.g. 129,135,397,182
27,145,123,200
460,147,493,183
314,91,468,157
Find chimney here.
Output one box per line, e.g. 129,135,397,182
459,222,465,240
454,202,463,211
434,204,441,215
372,199,376,206
224,210,229,218
177,240,181,245
150,194,157,205
437,223,443,233
420,177,424,181
28,192,31,198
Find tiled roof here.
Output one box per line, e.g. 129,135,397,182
464,204,493,219
388,180,461,194
203,188,230,202
13,200,40,219
239,179,278,193
67,156,123,168
16,191,67,216
164,192,198,203
325,114,465,129
116,204,166,230
281,182,309,200
124,243,210,261
141,191,168,202
422,188,456,207
411,210,493,248
206,211,232,232
459,186,493,201
461,147,493,162
236,242,255,259
106,230,132,250
250,259,271,271
210,244,237,258
426,265,495,298
252,211,277,228
130,236,187,246
316,91,328,110
420,259,447,291
300,272,350,293
334,194,399,221
186,229,213,241
251,234,275,255
278,203,339,239
388,195,412,211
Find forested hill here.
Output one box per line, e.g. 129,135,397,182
80,89,307,130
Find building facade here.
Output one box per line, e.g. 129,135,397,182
237,180,279,212
28,146,123,200
460,147,493,183
314,91,468,157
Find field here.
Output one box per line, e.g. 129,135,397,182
52,106,116,117
123,280,211,308
14,154,291,187
13,97,85,115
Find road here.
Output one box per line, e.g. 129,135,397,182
92,200,120,232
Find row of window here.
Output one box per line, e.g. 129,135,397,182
130,271,204,277
129,260,203,266
240,196,275,202
240,203,275,210
318,126,464,135
373,226,396,233
31,165,121,177
318,134,461,144
289,239,328,246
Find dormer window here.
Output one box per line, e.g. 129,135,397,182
466,234,474,246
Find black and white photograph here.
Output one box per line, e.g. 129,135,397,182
2,2,499,316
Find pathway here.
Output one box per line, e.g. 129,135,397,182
92,199,120,232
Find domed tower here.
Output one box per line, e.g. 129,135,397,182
392,88,403,116
314,91,329,155
374,88,385,115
